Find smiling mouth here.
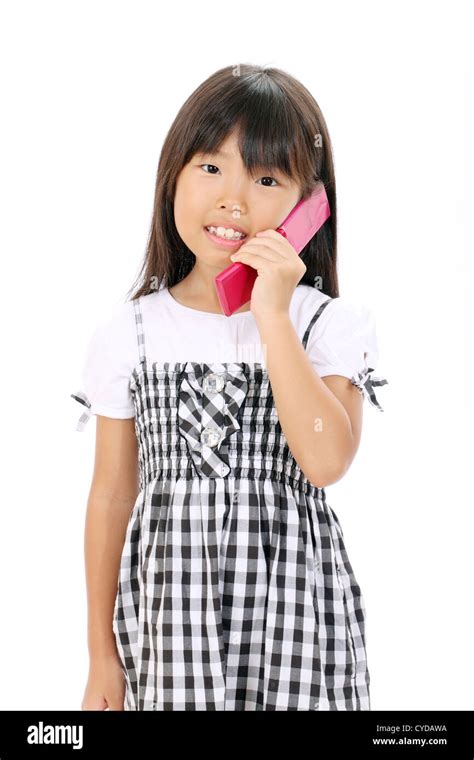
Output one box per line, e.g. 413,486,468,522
203,226,248,248
204,225,247,241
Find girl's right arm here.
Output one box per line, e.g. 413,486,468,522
81,416,139,711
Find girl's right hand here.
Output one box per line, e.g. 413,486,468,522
81,653,126,711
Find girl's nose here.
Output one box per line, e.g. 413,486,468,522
217,200,248,219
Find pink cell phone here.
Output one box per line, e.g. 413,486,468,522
214,182,331,316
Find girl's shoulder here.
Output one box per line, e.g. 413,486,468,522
71,298,140,430
87,291,161,357
298,285,388,410
293,284,374,333
88,297,140,361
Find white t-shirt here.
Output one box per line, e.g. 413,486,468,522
75,284,382,421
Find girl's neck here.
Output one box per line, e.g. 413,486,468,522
169,268,251,314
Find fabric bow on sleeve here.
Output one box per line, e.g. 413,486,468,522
70,389,92,431
350,356,388,412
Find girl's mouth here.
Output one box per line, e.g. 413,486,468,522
203,226,248,249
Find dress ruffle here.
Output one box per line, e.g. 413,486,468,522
176,362,248,478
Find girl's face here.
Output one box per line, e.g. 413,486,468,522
173,130,302,271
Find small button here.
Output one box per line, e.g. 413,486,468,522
201,426,221,447
232,491,239,502
220,463,228,476
310,698,319,709
203,373,226,393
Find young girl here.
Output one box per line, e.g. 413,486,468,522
71,63,388,712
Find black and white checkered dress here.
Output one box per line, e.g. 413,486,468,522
72,293,388,711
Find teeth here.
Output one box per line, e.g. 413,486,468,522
206,225,246,240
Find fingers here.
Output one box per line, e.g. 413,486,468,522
242,235,288,257
231,246,280,264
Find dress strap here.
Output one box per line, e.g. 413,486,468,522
301,296,333,350
133,297,146,363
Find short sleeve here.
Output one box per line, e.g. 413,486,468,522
70,309,136,431
305,297,389,412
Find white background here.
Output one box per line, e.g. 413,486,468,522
0,0,472,710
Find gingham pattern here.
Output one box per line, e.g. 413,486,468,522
105,295,387,711
177,362,248,478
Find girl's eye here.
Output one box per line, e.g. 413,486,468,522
256,176,279,187
200,163,220,174
200,164,279,187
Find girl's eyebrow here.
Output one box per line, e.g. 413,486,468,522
196,149,232,159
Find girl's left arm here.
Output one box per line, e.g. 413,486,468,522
230,228,362,489
257,314,362,488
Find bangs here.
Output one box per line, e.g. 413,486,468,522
182,72,316,188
